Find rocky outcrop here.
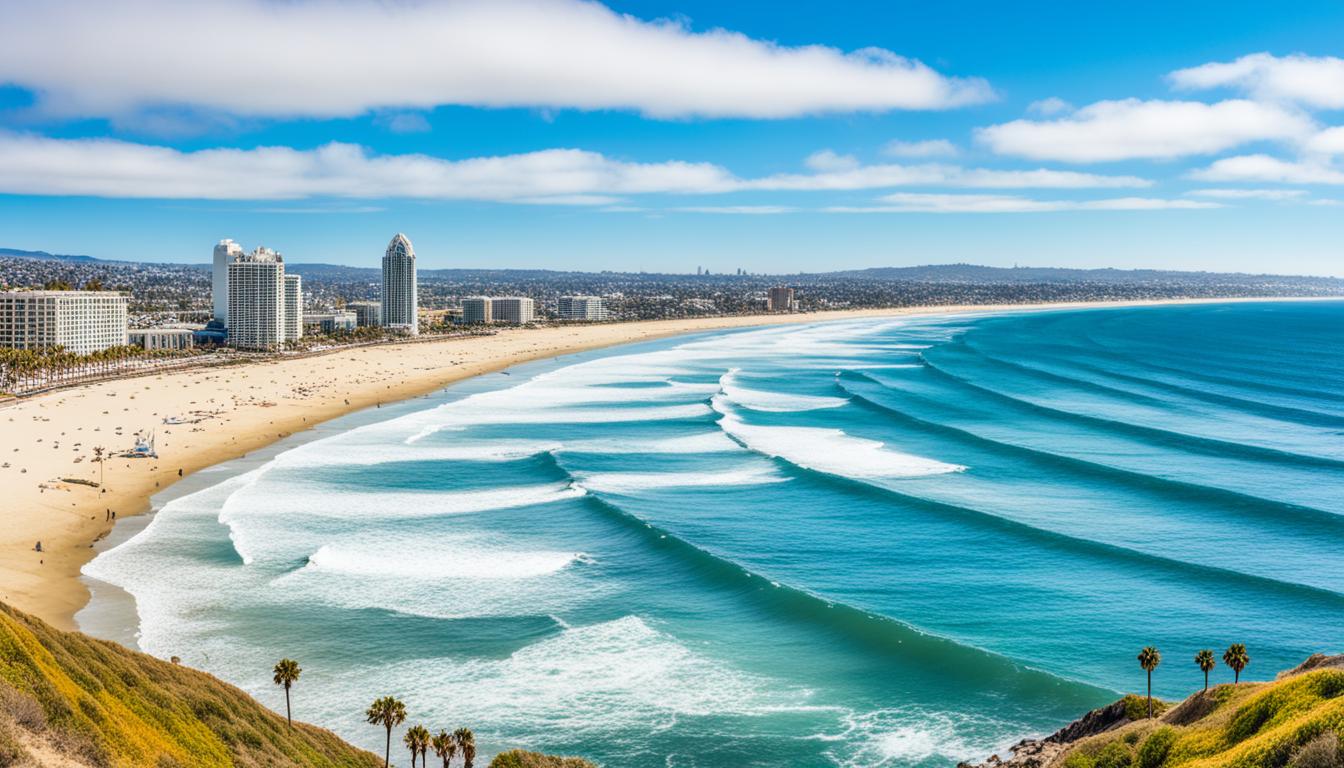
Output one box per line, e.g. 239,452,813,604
958,699,1132,768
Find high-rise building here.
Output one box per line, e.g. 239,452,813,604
491,297,535,325
460,297,492,325
382,233,418,335
212,239,243,323
227,247,287,350
767,286,796,312
283,274,303,343
0,291,128,355
347,300,381,327
557,295,608,321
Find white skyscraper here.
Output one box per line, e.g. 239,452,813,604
227,246,287,350
283,274,303,343
382,233,418,335
212,239,243,323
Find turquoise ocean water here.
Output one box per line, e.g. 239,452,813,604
82,302,1344,767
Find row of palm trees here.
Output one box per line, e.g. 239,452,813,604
272,659,477,768
0,344,197,394
1136,643,1251,717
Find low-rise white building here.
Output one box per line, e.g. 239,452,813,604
128,328,195,351
303,311,358,334
0,291,128,355
557,295,608,321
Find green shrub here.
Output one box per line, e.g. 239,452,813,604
488,749,597,768
1094,739,1134,768
1136,726,1176,768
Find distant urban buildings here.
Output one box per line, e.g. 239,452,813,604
491,297,535,325
347,300,381,327
382,233,418,335
0,290,129,355
212,239,243,323
226,246,293,350
767,286,797,312
460,297,492,325
558,295,608,321
128,328,194,351
303,311,357,334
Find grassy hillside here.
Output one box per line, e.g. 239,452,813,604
0,602,380,767
1058,662,1344,768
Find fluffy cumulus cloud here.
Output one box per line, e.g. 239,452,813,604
1188,155,1344,185
0,0,991,121
976,99,1315,162
0,132,1151,202
1306,127,1344,156
881,139,959,158
1169,53,1344,109
829,194,1218,214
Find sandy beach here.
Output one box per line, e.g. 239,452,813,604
0,298,1317,630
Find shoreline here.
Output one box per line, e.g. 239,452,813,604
2,296,1334,631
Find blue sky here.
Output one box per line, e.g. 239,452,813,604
1,0,1342,274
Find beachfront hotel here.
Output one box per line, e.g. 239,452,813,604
460,297,492,324
347,300,381,327
212,239,243,323
491,297,536,325
558,295,609,321
767,286,797,312
0,290,129,355
382,233,418,335
227,247,292,350
284,274,303,343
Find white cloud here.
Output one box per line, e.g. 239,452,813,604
1185,188,1308,200
0,0,992,121
881,139,958,158
0,132,1152,202
1306,127,1344,156
1169,53,1344,109
976,99,1314,162
672,205,796,214
1188,154,1344,185
829,193,1219,214
804,150,861,172
1027,97,1073,116
746,164,1149,191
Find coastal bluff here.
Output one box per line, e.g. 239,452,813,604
960,655,1344,768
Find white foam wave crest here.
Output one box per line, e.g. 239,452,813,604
719,368,849,412
560,431,742,455
273,439,560,467
406,402,713,443
355,616,821,737
575,464,788,494
713,396,965,479
302,544,588,580
822,707,998,768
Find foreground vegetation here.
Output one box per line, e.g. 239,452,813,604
0,603,595,767
0,602,378,767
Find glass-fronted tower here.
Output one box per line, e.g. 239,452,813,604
382,233,418,335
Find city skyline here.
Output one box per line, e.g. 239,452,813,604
1,1,1343,275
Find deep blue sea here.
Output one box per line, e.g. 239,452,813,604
83,302,1344,767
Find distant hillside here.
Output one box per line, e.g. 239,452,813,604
0,248,102,265
0,602,379,767
962,655,1344,768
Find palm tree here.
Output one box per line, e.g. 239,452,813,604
454,727,476,768
1137,646,1161,718
432,730,457,768
403,725,430,768
365,696,407,768
272,658,301,726
1195,649,1216,692
1224,643,1250,684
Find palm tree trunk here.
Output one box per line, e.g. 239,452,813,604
285,685,292,726
1204,670,1209,692
385,727,391,768
1235,669,1240,684
1147,670,1152,718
